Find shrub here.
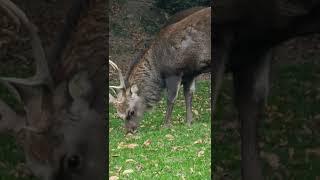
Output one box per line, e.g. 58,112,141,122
154,0,212,15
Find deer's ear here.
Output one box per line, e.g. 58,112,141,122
130,85,139,95
109,94,116,104
68,71,93,100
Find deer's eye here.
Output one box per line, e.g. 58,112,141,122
67,154,82,171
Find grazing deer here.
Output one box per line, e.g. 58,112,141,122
214,0,320,179
0,0,106,179
109,7,211,133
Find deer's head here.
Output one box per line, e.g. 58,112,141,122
109,60,145,133
0,1,105,179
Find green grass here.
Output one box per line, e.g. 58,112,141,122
0,135,37,180
213,61,320,179
109,80,211,179
0,67,33,180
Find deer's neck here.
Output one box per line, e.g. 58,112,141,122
127,47,164,108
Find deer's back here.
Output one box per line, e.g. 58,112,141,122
155,7,211,76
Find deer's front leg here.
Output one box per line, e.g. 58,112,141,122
233,52,271,180
164,75,182,127
182,78,195,125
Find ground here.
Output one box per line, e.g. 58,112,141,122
109,81,211,179
213,35,320,179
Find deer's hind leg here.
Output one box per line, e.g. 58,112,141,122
164,75,182,127
182,77,196,125
233,51,271,180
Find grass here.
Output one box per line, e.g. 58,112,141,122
213,61,320,179
0,65,36,180
109,80,211,179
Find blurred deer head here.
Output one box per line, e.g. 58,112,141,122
109,60,144,133
0,0,106,179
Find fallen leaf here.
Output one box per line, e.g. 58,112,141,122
197,150,205,157
117,142,139,149
172,146,183,151
190,167,194,173
193,109,199,116
260,151,280,169
193,139,203,144
127,144,138,149
109,176,119,180
123,169,134,175
136,164,143,171
143,139,151,146
165,134,175,141
125,159,136,163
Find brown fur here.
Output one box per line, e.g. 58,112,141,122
111,7,211,133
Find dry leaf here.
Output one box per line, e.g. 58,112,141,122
117,142,138,149
172,146,183,151
260,151,280,169
123,169,134,175
197,150,205,157
193,139,203,144
193,109,199,116
143,139,151,146
127,144,138,149
125,159,136,163
136,163,143,171
109,176,119,180
165,134,175,141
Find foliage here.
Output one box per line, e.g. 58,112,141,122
154,0,212,15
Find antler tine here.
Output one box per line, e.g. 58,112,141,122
0,0,53,88
109,60,125,89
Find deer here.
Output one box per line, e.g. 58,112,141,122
109,7,211,133
0,0,106,179
213,0,320,179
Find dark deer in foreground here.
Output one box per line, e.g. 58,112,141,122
214,0,320,179
109,7,211,133
0,0,106,179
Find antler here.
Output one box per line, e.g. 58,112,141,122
109,60,125,104
109,60,125,89
0,0,53,88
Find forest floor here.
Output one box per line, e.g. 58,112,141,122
213,35,320,179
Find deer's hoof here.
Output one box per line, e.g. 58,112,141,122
186,121,192,127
